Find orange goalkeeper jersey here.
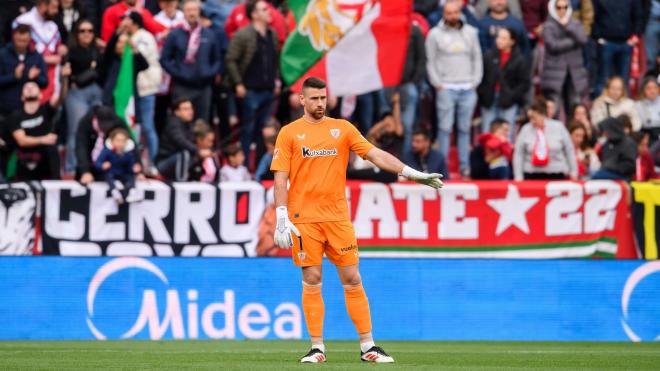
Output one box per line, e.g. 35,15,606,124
270,116,374,223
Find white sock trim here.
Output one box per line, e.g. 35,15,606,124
360,341,375,353
312,343,325,353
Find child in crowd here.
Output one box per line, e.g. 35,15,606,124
477,119,513,179
189,120,220,183
220,143,251,181
96,128,142,204
633,132,659,181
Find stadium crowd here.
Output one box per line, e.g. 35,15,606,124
0,0,659,193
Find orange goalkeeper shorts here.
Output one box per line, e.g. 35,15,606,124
291,220,359,267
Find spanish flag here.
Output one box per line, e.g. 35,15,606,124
280,0,411,96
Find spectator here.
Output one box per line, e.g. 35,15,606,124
366,92,404,158
569,103,598,146
635,77,660,144
478,27,529,134
13,0,67,105
632,131,658,181
398,23,426,154
645,51,660,81
591,0,643,96
0,25,48,117
220,142,250,181
101,0,165,42
568,122,600,179
426,0,482,177
570,0,594,35
474,0,523,19
95,127,142,203
75,105,126,184
650,133,660,169
520,0,548,50
160,0,221,122
154,0,184,36
591,116,637,180
202,0,240,30
541,0,588,117
124,12,161,168
353,89,390,134
156,97,212,181
7,77,70,181
101,25,148,114
55,0,83,44
591,76,641,131
254,132,275,181
478,0,531,57
402,128,450,180
64,19,103,175
475,118,513,179
225,0,279,161
513,97,578,180
644,0,660,73
0,1,33,46
223,1,287,45
188,119,220,183
546,97,557,119
153,0,184,134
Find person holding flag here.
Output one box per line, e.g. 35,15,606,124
102,15,149,141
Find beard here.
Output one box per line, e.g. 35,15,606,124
310,108,325,120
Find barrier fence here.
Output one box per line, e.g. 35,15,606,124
0,257,659,341
1,180,658,258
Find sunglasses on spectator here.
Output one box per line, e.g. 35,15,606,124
78,28,94,34
556,5,568,10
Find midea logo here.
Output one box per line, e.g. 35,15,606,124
621,261,660,342
86,257,301,340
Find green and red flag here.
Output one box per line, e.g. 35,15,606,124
113,43,137,140
280,0,411,96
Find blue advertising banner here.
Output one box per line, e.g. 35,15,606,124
0,257,659,341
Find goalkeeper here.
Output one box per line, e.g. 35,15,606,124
271,77,442,364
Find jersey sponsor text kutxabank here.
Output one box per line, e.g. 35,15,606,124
270,117,373,223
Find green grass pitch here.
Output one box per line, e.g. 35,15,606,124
1,340,659,370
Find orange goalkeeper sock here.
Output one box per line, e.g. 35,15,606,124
302,282,324,338
344,284,372,334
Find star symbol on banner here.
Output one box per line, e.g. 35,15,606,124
486,184,540,236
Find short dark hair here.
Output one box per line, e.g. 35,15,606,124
412,128,431,140
302,77,327,90
245,0,260,21
223,143,243,157
490,118,509,133
193,119,212,139
529,96,548,116
498,27,517,45
172,97,192,111
13,24,31,35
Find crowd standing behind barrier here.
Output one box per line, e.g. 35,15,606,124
0,0,659,186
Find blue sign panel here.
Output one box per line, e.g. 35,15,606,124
0,257,659,341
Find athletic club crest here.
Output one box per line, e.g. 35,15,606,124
330,129,340,138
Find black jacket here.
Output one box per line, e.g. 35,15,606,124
400,24,426,85
477,47,530,109
592,0,643,42
75,105,126,177
599,117,638,178
157,115,197,162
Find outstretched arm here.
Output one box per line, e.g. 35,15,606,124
364,147,443,189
